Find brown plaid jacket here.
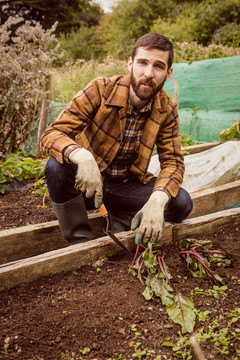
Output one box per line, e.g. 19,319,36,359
41,74,184,197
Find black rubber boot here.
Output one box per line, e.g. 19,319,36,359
53,195,92,244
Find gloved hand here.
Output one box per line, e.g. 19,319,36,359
68,148,103,205
131,191,169,245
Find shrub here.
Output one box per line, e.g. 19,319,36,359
173,41,240,63
58,25,98,62
0,17,61,154
212,23,240,48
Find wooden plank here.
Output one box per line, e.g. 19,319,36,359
36,99,50,158
189,180,240,218
182,141,221,155
173,208,240,240
1,181,239,265
174,77,178,105
0,227,173,291
0,213,105,265
0,209,239,291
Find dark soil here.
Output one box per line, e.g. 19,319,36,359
0,190,240,360
0,190,57,230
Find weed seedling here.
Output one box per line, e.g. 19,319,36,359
197,310,211,322
2,344,9,354
129,324,141,336
80,347,90,355
107,355,126,360
132,348,152,359
194,285,228,299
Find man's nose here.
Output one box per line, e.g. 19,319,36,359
144,65,153,78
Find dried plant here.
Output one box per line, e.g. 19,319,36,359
0,17,61,154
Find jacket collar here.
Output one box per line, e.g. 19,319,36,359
105,74,131,107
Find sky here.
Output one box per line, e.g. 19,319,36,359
94,0,117,12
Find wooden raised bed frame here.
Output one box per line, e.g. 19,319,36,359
0,179,239,291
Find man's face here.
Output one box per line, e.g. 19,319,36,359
128,47,173,102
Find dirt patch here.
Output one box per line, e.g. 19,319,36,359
0,190,56,230
0,191,240,360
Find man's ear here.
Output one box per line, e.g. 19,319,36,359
128,56,133,72
166,67,173,81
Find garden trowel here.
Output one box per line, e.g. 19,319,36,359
98,203,132,255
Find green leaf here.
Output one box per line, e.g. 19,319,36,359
149,277,173,306
180,238,213,251
80,347,90,354
0,184,5,194
187,257,209,280
161,342,175,347
142,242,158,268
198,310,211,322
128,268,137,277
166,295,196,334
142,286,153,300
196,240,213,251
209,253,232,267
0,175,7,183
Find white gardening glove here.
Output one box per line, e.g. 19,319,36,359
68,148,103,205
131,191,169,245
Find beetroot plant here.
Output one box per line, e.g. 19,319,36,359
179,239,233,285
129,242,196,334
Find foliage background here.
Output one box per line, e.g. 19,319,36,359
0,0,240,154
1,0,240,62
0,17,60,154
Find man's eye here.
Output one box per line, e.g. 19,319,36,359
155,64,164,69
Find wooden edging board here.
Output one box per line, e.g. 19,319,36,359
0,212,105,265
0,207,239,291
182,141,221,154
0,180,240,265
189,180,240,218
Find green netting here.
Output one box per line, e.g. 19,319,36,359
221,202,240,211
164,56,240,143
22,101,66,153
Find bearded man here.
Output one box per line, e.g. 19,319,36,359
41,33,193,245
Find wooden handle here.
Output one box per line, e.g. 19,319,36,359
98,204,108,217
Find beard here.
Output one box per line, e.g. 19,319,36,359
130,70,167,101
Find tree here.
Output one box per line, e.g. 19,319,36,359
95,0,177,59
151,0,240,46
0,0,103,34
212,22,240,47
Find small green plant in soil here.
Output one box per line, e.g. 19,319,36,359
0,153,45,194
193,285,228,299
80,347,90,355
31,178,47,197
128,324,141,336
162,307,240,359
2,344,9,354
132,348,153,359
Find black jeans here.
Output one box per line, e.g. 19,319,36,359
45,156,193,227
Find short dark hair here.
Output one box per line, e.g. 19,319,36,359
131,33,174,69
